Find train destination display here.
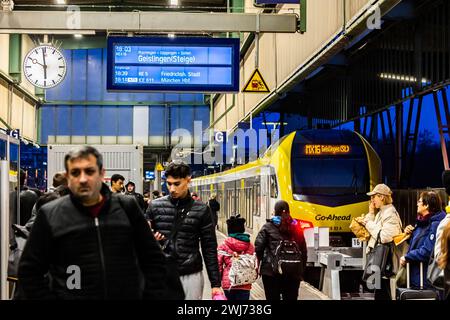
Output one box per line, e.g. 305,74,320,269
107,37,240,92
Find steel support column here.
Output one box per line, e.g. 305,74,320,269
395,103,403,187
433,90,450,170
400,97,422,186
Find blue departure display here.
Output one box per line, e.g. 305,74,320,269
107,37,240,92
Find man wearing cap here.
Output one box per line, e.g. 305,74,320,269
125,181,146,211
356,183,402,300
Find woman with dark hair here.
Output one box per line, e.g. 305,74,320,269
255,200,307,300
217,214,255,300
400,191,446,289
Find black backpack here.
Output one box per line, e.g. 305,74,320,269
271,239,303,277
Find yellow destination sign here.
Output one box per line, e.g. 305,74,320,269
243,69,270,93
305,145,351,156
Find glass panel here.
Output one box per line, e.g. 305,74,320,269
292,158,369,196
0,138,6,160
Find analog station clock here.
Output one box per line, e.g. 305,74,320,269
23,45,67,89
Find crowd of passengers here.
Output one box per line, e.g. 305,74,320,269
7,145,450,301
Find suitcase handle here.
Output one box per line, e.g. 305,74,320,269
406,262,424,289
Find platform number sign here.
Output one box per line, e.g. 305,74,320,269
352,238,362,248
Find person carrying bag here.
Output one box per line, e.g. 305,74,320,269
156,199,195,300
356,184,402,300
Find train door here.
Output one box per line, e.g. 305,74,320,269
0,132,20,300
260,166,271,220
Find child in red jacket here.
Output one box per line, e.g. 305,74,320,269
218,215,255,300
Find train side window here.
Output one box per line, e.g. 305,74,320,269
270,174,278,198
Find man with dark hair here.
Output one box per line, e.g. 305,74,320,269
25,172,69,231
49,171,67,192
110,174,125,194
18,145,168,299
146,160,222,300
125,181,146,211
152,190,162,199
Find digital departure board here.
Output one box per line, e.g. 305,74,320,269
107,37,240,92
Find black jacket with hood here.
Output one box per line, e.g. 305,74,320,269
18,183,168,300
255,219,307,279
146,191,221,288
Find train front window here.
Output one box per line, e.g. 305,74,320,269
292,157,369,196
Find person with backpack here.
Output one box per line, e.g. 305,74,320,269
255,200,307,300
218,214,256,300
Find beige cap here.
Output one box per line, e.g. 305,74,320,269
367,184,392,196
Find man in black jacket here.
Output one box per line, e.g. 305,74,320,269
125,180,146,211
146,161,222,300
10,169,39,227
18,146,168,299
208,194,220,229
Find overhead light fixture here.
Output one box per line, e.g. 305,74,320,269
169,0,179,6
74,34,83,38
0,29,96,35
55,0,65,4
168,33,175,38
379,73,430,84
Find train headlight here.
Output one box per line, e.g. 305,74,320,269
293,219,314,229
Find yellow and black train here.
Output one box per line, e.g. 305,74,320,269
191,129,381,245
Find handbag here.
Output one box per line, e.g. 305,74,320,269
427,248,444,290
218,250,258,287
362,232,394,281
395,265,407,288
8,224,30,279
350,218,371,241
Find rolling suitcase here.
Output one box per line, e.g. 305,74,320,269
396,262,439,300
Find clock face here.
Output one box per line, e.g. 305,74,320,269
23,45,67,89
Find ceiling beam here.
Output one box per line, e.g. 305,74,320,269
0,11,298,33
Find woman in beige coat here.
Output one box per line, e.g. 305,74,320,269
356,183,402,300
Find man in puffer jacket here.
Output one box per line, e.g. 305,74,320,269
18,146,168,299
146,161,222,300
400,191,446,289
218,215,255,300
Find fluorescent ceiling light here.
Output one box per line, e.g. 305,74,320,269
0,29,96,35
379,73,430,84
169,0,179,5
55,0,66,4
74,34,83,38
168,33,175,38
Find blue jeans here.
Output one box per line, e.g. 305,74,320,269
224,289,251,301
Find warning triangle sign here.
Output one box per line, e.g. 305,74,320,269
155,163,164,171
242,69,270,93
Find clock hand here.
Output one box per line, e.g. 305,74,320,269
42,48,47,80
31,59,45,68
